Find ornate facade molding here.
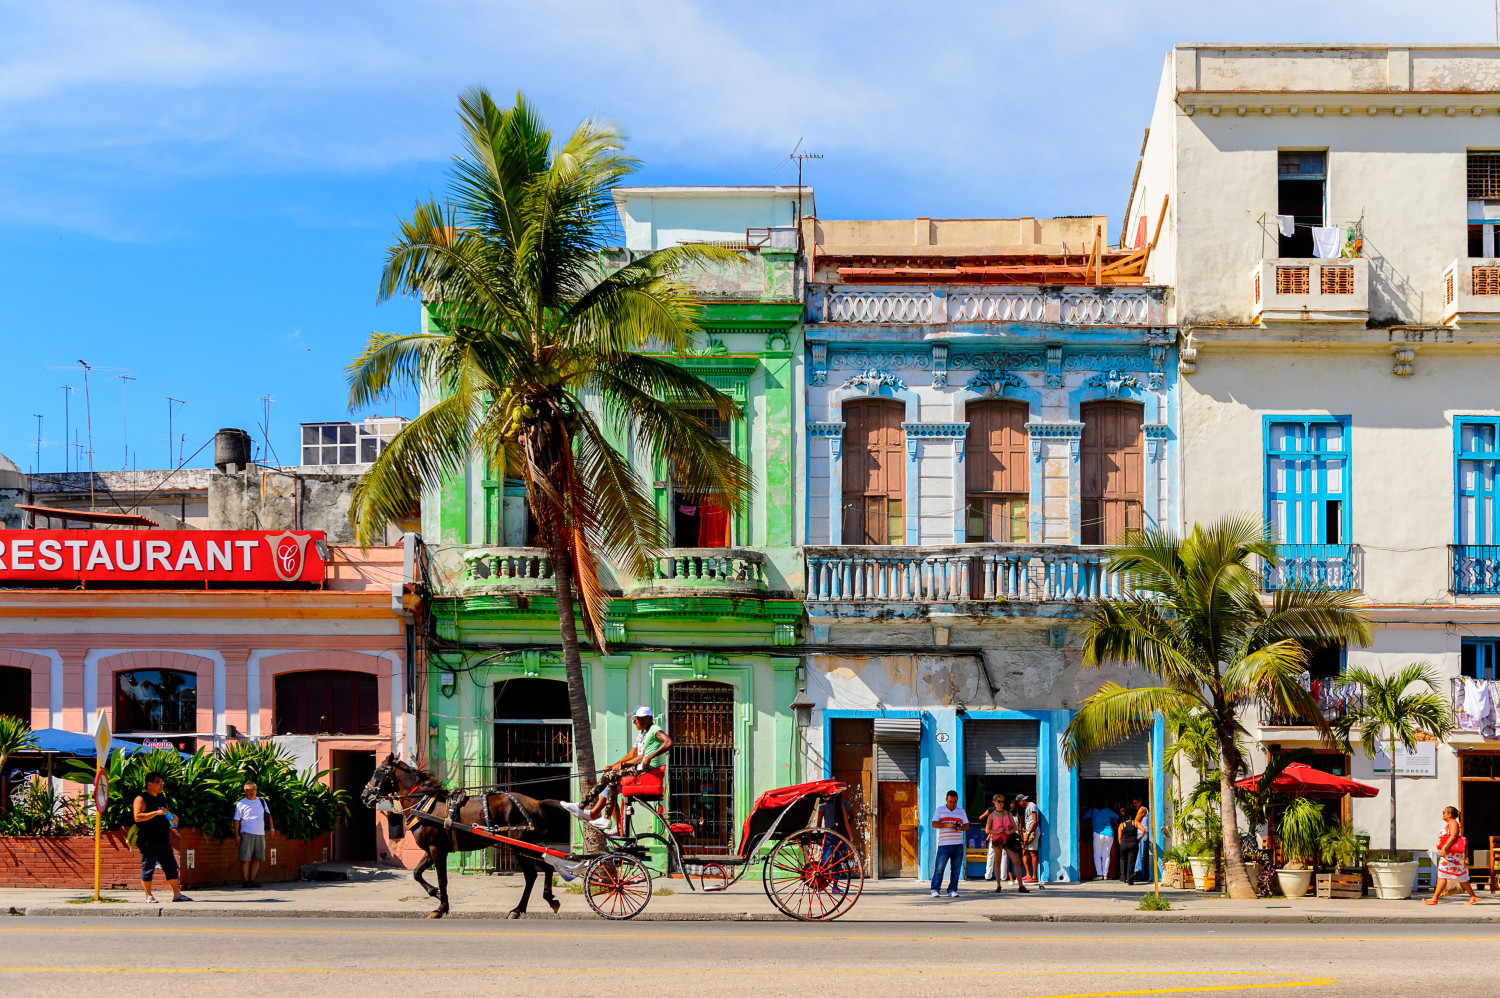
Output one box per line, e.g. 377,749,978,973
968,369,1029,397
1025,420,1085,462
949,351,1046,372
808,420,845,459
1143,423,1172,461
903,421,971,461
931,344,949,387
1080,370,1142,399
827,347,932,371
809,344,828,385
839,368,908,393
1045,345,1064,388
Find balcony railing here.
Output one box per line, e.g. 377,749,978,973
804,544,1130,604
1452,677,1500,733
1443,258,1500,326
1259,679,1364,728
463,547,554,588
805,285,1164,326
643,548,769,596
1452,545,1500,594
1252,258,1368,323
1261,544,1362,591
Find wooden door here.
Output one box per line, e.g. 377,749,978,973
843,399,906,544
878,782,920,878
830,718,874,876
966,400,1029,542
1080,401,1144,545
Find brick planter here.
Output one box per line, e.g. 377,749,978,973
0,829,331,890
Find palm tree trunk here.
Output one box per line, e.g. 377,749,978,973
549,540,597,784
1388,734,1397,854
1217,742,1255,898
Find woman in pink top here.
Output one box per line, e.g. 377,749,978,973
975,794,1018,891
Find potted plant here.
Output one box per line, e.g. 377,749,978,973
1316,821,1365,898
1163,844,1192,889
1186,838,1216,892
1275,797,1324,899
1367,849,1419,900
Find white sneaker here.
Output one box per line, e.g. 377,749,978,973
588,815,612,830
947,890,959,897
930,890,939,897
560,801,590,820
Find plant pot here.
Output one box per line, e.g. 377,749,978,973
1163,860,1183,889
1275,867,1314,898
1244,862,1263,886
1188,857,1215,891
1368,860,1418,900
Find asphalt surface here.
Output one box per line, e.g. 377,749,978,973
1,917,1496,997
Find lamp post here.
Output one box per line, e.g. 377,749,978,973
790,687,815,784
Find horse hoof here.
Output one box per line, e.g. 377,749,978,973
507,910,522,920
427,910,444,919
547,898,560,913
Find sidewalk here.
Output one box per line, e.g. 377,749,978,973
8,869,1500,922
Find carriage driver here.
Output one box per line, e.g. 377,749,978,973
562,706,673,834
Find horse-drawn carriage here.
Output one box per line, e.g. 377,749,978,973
365,758,863,921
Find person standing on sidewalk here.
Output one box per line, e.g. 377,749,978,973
1017,793,1042,887
1427,805,1480,906
1117,800,1140,885
976,794,1016,889
1083,799,1117,881
929,790,968,897
133,772,189,903
1134,801,1153,883
233,781,275,888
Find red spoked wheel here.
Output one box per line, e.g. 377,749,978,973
762,828,864,921
584,853,653,920
699,862,731,893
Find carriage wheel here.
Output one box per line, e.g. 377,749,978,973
763,828,863,921
699,862,730,893
584,853,653,920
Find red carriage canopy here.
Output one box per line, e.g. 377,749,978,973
1235,762,1380,798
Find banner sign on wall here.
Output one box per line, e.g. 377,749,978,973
0,530,326,585
1372,740,1437,777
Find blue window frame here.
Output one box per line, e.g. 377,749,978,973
1456,418,1500,545
1265,417,1350,544
1462,638,1500,680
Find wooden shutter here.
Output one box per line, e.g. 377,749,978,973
275,671,379,735
1081,401,1144,545
1078,730,1150,779
964,720,1040,775
842,399,905,544
966,401,1029,495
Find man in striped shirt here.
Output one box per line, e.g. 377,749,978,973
930,790,969,897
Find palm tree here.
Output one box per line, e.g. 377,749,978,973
0,716,38,814
1063,515,1372,898
1163,703,1217,832
346,89,750,786
1332,662,1453,853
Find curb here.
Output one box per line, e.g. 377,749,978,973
21,905,785,921
984,912,1500,924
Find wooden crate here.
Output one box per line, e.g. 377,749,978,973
1315,872,1363,898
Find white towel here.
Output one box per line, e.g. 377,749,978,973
1276,214,1296,238
1312,225,1344,259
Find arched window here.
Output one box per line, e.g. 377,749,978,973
1080,400,1144,545
115,669,198,733
965,400,1029,542
0,666,31,723
274,670,378,735
842,399,906,544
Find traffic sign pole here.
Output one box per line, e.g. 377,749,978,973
90,710,112,902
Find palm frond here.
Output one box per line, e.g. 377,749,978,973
1063,683,1193,769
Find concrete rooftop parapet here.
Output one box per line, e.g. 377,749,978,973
1174,43,1500,100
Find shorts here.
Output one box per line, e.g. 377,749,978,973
139,841,179,881
238,833,266,862
619,766,665,799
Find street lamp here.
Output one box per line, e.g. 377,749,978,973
790,687,815,729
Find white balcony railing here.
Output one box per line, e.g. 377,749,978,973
1252,258,1368,323
807,286,1162,326
804,544,1130,604
1443,258,1500,325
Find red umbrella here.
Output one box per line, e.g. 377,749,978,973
1236,762,1379,798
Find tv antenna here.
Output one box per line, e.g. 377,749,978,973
116,374,135,471
32,415,42,474
258,395,281,467
776,138,822,249
77,359,95,508
165,397,188,468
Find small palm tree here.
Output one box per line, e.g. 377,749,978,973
1063,515,1372,899
0,716,38,814
346,89,750,783
1164,704,1218,831
1332,662,1452,853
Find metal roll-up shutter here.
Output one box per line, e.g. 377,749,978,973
873,717,921,741
964,720,1039,775
1078,731,1150,779
875,741,919,782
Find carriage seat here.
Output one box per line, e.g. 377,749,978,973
669,822,695,836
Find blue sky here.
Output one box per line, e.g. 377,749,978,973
3,0,1497,473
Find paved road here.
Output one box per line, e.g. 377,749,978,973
2,918,1496,997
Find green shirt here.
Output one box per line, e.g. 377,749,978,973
635,723,667,767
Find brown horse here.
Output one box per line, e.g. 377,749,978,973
363,755,563,919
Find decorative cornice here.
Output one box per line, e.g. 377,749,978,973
807,421,846,437
828,348,932,371
968,369,1028,397
839,368,908,393
1025,420,1084,462
901,422,969,438
949,352,1046,372
1080,370,1142,399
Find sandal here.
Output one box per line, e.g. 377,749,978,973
145,896,159,904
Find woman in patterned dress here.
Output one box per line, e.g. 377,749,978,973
1426,806,1480,906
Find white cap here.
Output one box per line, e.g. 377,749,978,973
633,705,654,718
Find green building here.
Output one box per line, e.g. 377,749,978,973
420,186,812,866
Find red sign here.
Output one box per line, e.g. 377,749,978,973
0,530,326,585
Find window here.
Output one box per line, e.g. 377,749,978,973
667,681,735,854
274,670,379,735
1463,638,1500,680
842,399,906,544
1469,152,1500,258
358,418,404,463
115,669,197,733
1265,417,1350,547
672,406,734,548
0,666,30,722
1278,151,1326,258
1080,401,1144,545
1304,643,1345,679
301,418,405,467
1457,418,1500,545
965,400,1029,542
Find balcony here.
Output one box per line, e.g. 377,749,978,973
804,544,1131,606
1261,544,1362,592
1443,259,1500,326
462,547,554,591
459,546,770,598
805,285,1165,326
1259,679,1364,728
1452,677,1500,734
1452,545,1500,595
1252,258,1368,324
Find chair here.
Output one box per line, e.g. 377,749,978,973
1415,852,1434,890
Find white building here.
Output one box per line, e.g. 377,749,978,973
1130,44,1500,853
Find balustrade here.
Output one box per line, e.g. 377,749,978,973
648,548,768,592
809,286,1158,326
803,545,1129,604
462,548,554,586
1452,545,1500,594
1261,544,1362,592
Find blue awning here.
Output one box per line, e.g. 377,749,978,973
25,728,188,758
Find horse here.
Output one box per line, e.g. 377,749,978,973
362,754,563,919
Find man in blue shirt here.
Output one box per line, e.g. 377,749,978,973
1082,800,1117,880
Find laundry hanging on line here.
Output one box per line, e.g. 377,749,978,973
1312,225,1344,259
1276,214,1296,237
